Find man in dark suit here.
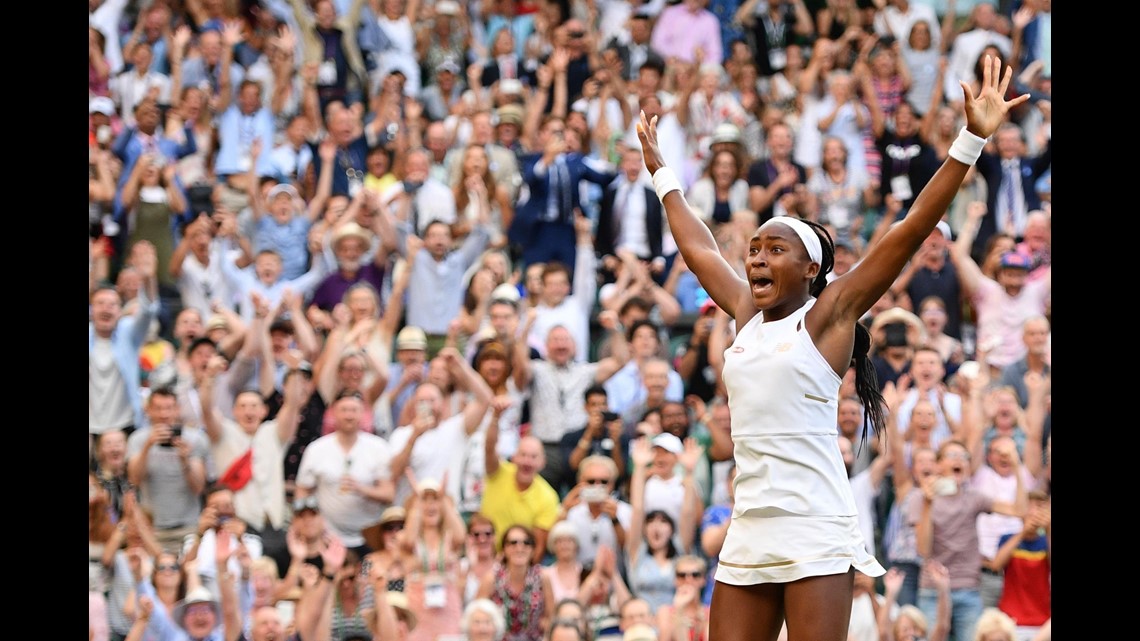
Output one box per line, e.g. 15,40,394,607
509,116,617,269
604,12,660,82
596,146,666,276
480,28,535,89
972,122,1051,261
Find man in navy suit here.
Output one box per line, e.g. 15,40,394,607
596,146,666,276
972,122,1051,261
510,116,618,269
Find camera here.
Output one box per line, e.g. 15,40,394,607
602,411,620,423
581,485,608,503
160,424,183,447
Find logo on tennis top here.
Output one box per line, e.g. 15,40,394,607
731,346,744,353
775,343,793,352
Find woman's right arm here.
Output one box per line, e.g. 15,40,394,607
637,111,748,317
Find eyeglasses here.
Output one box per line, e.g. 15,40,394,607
184,603,214,616
941,451,970,461
505,538,533,547
156,563,180,572
676,570,704,579
583,478,610,485
471,530,495,539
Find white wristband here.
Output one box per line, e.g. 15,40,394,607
652,167,682,202
948,127,987,166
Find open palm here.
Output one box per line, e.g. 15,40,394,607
962,55,1030,139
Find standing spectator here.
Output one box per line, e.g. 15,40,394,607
952,203,1050,376
525,218,599,364
684,149,750,229
970,123,1051,258
384,146,459,237
395,213,489,356
481,403,562,563
127,387,210,552
745,122,810,223
516,312,630,494
110,41,173,128
387,347,494,505
289,0,368,113
396,477,468,641
908,440,1028,641
557,455,633,568
893,222,964,341
894,346,963,448
997,316,1050,409
872,0,942,52
943,2,1012,107
735,0,815,79
560,388,628,483
476,524,556,641
650,0,724,65
805,135,874,246
294,390,396,556
597,147,669,274
90,243,160,437
511,117,617,269
993,490,1050,640
605,321,686,417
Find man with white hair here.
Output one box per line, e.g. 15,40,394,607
515,314,630,494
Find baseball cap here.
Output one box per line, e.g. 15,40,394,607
650,432,683,455
437,57,461,75
999,251,1032,270
268,183,299,201
491,283,521,302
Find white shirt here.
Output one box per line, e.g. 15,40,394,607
873,3,941,49
295,432,394,547
644,474,685,526
111,70,172,127
565,500,634,565
611,178,651,258
387,413,470,505
894,388,963,449
944,29,1012,103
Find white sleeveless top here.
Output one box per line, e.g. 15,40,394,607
721,298,857,518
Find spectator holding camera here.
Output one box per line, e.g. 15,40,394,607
908,439,1028,641
127,387,210,552
557,455,633,567
180,484,265,600
561,386,628,481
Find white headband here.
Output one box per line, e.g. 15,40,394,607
759,217,822,265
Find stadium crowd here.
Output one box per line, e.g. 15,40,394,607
88,0,1051,640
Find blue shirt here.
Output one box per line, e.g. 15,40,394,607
255,215,313,280
90,287,159,431
604,361,685,416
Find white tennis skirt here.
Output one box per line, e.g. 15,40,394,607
714,507,886,585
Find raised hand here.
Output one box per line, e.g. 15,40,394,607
630,437,654,468
962,56,1029,139
636,110,665,176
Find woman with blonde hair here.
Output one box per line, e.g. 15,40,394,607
971,608,1016,641
398,477,468,641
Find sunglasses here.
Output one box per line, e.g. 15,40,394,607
583,478,610,485
471,530,495,539
382,522,405,532
676,570,704,579
156,563,180,572
505,538,533,547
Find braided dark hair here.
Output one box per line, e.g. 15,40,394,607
800,220,886,444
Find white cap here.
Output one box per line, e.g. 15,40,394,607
651,433,683,455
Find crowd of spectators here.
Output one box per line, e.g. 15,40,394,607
88,0,1051,640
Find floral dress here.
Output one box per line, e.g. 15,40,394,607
490,562,545,641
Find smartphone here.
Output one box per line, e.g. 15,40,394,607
416,400,433,421
602,411,619,423
160,424,183,448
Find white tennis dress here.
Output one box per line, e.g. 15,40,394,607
715,298,885,585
